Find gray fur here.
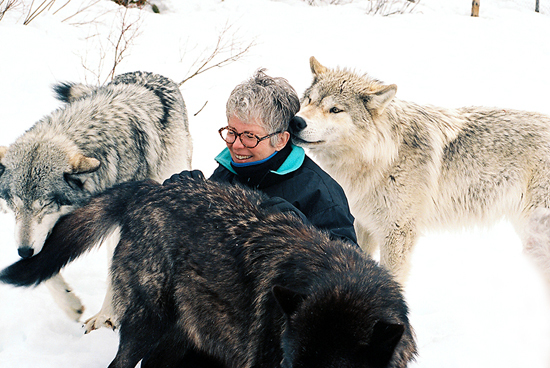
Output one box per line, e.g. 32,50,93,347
0,71,192,322
291,57,550,285
0,179,417,368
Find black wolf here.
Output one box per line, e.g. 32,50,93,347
0,179,417,368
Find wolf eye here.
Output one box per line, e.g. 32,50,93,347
38,199,59,213
330,107,343,114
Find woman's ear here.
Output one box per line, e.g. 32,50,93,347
275,131,290,150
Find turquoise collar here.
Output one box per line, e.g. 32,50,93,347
214,145,305,175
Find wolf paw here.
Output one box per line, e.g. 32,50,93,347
83,313,117,334
45,275,85,321
64,301,85,322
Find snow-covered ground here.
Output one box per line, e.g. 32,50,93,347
0,0,549,367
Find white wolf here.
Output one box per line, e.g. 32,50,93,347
290,56,550,286
0,71,192,330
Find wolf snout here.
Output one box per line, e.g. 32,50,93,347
289,116,307,134
18,246,34,258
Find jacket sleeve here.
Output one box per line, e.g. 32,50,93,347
259,196,309,224
208,165,235,184
307,203,358,246
291,166,359,247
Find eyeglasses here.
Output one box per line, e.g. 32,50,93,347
218,127,282,149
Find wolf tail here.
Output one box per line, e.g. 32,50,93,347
0,180,155,287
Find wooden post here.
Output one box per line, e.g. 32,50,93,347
536,0,540,12
471,0,480,17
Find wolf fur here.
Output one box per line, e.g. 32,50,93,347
0,71,192,327
290,56,550,285
0,179,416,368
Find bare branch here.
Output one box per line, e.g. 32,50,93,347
303,0,420,15
194,101,208,117
81,1,141,85
51,0,71,15
23,0,56,25
178,24,255,86
366,0,419,15
0,0,20,22
104,6,141,84
63,0,110,26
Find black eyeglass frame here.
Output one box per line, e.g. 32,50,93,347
218,126,283,149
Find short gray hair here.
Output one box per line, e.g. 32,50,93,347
226,69,300,146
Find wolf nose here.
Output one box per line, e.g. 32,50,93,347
18,246,34,258
289,116,307,133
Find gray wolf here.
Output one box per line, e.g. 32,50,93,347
290,56,550,286
0,179,417,368
0,71,192,328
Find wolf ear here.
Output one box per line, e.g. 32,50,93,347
53,82,95,103
272,285,306,316
310,56,328,76
0,146,7,178
364,321,404,368
68,153,101,174
363,84,397,117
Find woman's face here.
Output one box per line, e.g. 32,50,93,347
226,115,289,164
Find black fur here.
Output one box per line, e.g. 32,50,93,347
52,82,76,103
1,179,417,368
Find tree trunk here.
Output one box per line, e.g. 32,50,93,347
471,0,480,17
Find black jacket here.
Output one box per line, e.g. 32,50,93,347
209,145,358,245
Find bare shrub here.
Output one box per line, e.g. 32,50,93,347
367,0,419,15
111,0,145,6
105,6,141,82
60,0,102,24
0,0,20,22
300,0,420,15
178,24,255,86
303,0,355,4
1,0,107,25
79,5,142,85
23,0,74,25
110,0,158,13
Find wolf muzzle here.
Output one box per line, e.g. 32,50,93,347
18,246,34,258
289,116,307,134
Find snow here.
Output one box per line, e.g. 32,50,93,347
1,0,549,367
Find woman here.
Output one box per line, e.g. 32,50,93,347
160,69,358,368
167,68,357,245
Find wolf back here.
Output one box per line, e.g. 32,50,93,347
0,179,417,368
291,57,550,285
0,71,192,322
0,70,192,257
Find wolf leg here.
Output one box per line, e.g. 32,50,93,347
108,309,169,368
522,207,550,289
379,220,417,285
45,274,85,321
140,328,191,368
83,281,116,333
109,330,161,368
355,221,379,257
84,228,120,333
